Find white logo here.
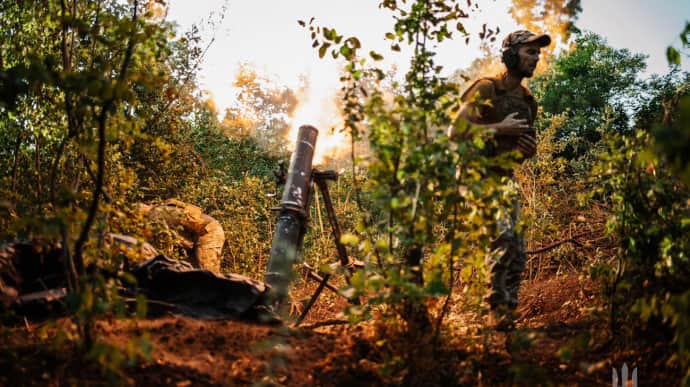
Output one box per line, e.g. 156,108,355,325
612,363,637,387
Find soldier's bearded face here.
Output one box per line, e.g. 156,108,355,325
516,43,542,77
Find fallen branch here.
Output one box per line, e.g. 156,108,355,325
123,297,178,311
526,237,584,255
298,319,349,330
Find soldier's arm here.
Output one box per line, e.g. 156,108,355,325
488,112,531,136
516,133,537,158
449,80,530,139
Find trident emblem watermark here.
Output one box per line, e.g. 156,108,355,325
612,363,637,387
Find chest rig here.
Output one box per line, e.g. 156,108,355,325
463,77,537,164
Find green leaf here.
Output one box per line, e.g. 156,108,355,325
319,263,334,275
666,46,681,66
340,233,360,246
369,50,384,61
319,42,331,58
340,45,352,59
472,135,485,149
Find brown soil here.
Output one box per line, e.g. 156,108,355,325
0,272,683,386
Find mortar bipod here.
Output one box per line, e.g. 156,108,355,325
295,169,363,325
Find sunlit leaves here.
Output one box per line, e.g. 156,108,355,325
666,22,690,67
591,129,690,372
301,18,360,61
318,42,330,58
667,46,682,66
339,45,353,59
369,51,384,61
531,32,646,159
508,0,582,47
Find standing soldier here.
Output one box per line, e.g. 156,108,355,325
449,30,551,329
140,199,225,273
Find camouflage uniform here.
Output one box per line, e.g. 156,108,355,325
488,182,525,310
461,74,537,311
147,199,225,273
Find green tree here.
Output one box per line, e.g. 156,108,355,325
666,21,689,67
531,32,646,159
509,0,582,47
591,129,690,384
586,22,690,384
221,63,298,154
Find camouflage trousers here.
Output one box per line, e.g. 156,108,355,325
486,190,527,311
193,220,225,273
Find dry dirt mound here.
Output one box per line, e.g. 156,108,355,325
518,273,598,327
101,317,382,386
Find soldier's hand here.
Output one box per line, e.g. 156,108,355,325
494,112,529,136
517,133,537,158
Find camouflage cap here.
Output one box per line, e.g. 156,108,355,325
502,30,551,50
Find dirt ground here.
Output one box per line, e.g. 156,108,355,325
0,272,683,386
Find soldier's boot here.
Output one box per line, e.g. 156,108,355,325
505,238,526,314
489,304,516,332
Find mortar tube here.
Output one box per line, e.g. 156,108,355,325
265,125,318,305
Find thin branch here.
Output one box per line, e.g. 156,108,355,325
50,137,68,205
81,154,111,203
525,232,589,255
73,0,139,275
433,202,459,347
52,0,75,206
34,130,42,199
11,129,21,193
298,319,349,330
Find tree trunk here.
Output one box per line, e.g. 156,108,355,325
403,298,434,387
406,245,424,285
402,245,433,386
11,130,21,193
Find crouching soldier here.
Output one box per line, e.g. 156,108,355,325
139,199,225,273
